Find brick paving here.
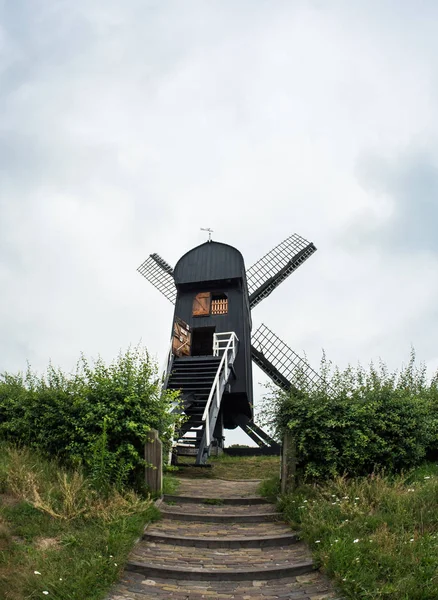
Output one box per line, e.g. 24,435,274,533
110,572,337,599
161,503,277,515
130,542,312,571
149,520,293,539
107,478,341,599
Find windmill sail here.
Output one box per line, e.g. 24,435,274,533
251,323,327,394
246,234,316,309
137,253,177,304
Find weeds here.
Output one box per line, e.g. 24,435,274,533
0,444,159,600
163,475,180,495
258,476,280,501
279,464,438,599
5,446,152,521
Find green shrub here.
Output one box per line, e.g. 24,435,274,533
258,476,280,501
427,371,438,459
260,350,438,478
0,347,180,489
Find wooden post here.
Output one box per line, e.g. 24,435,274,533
144,428,163,496
281,430,297,494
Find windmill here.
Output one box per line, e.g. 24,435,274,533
138,233,325,465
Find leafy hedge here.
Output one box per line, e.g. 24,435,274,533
0,347,180,490
260,351,438,479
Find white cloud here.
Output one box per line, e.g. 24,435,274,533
2,1,438,444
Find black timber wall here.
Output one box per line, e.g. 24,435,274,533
172,241,253,424
174,241,246,285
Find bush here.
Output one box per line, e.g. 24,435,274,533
260,350,438,479
0,347,180,489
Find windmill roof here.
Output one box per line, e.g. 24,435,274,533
173,241,246,286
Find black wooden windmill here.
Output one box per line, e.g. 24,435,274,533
138,233,324,465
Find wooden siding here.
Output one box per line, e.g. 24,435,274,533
170,240,253,423
174,241,246,285
171,285,253,407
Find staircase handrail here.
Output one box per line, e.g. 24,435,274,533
213,331,237,356
162,338,174,388
202,331,239,447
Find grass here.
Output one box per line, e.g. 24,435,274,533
209,454,280,480
279,463,438,600
162,473,180,495
174,453,281,480
258,475,281,501
0,444,160,600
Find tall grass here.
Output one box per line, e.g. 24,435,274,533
0,443,159,600
279,465,438,599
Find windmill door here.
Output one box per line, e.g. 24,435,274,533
172,317,191,357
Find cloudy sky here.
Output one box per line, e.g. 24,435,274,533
2,1,438,444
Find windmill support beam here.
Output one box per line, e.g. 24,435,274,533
240,420,281,450
240,423,269,448
246,420,280,448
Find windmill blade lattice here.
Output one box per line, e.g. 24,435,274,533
251,323,326,394
246,234,316,309
137,253,177,304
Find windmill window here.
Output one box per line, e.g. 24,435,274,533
211,294,228,315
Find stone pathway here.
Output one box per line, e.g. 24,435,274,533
107,478,340,599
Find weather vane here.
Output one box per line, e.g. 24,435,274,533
200,227,214,242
